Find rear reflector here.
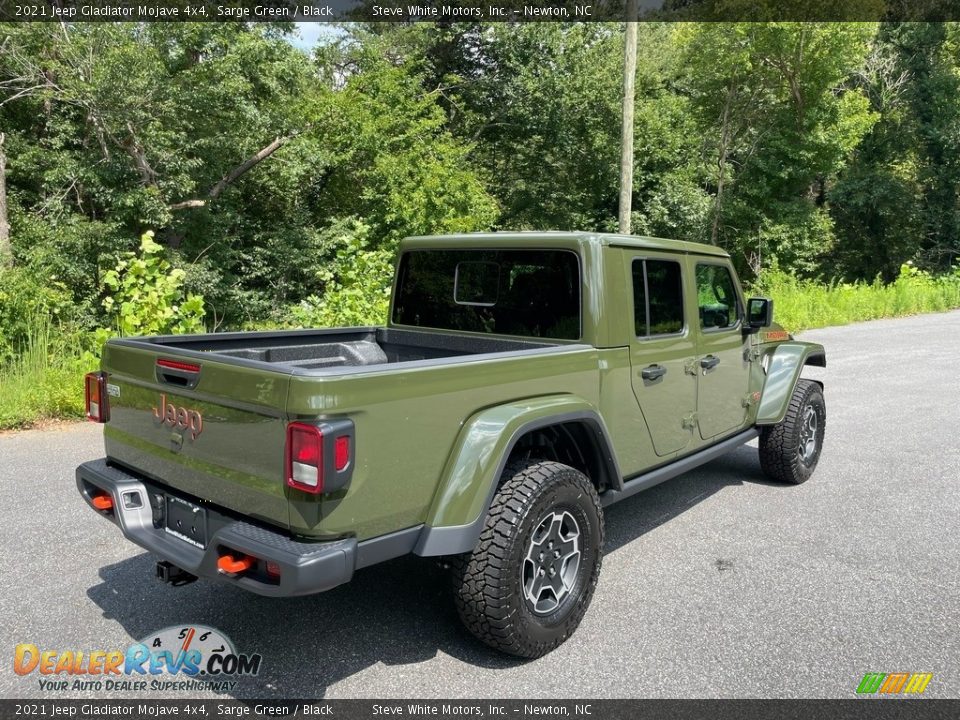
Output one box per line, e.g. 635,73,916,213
84,372,110,423
334,436,350,471
91,494,113,511
156,358,201,373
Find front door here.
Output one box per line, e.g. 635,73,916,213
694,262,752,439
627,255,698,457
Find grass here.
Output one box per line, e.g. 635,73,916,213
2,264,960,430
0,315,92,430
752,263,960,333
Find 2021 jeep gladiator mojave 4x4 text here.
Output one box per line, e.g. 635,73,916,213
77,232,826,657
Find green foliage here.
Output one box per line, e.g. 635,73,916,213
6,21,960,429
679,22,879,275
831,23,960,280
11,214,127,326
317,45,498,243
753,263,960,332
288,220,394,328
0,22,498,326
101,231,205,336
0,266,76,364
398,23,626,231
0,314,92,429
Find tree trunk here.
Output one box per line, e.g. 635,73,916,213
618,0,639,235
0,133,11,269
710,78,738,246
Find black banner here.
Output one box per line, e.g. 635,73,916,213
4,0,960,23
0,700,959,720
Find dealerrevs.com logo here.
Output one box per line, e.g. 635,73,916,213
14,625,261,693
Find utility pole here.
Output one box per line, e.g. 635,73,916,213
0,132,11,268
618,0,638,234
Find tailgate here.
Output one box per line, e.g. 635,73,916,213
99,340,292,530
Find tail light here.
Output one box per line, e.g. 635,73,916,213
156,358,201,373
84,372,110,423
285,419,355,494
156,358,201,389
286,423,323,492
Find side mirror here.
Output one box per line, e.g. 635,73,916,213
745,297,773,334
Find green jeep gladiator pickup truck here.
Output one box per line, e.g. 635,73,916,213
77,232,826,658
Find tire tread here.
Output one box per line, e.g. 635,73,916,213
759,379,825,484
450,460,603,658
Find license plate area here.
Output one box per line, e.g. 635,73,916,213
164,495,207,549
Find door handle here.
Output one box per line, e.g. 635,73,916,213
641,364,667,381
700,355,720,371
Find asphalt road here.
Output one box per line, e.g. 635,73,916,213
2,311,959,700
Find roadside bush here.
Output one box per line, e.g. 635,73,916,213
0,266,76,364
101,230,206,337
12,212,127,328
0,230,209,429
0,314,90,429
754,263,960,332
288,219,394,328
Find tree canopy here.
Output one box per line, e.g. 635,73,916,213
2,21,959,339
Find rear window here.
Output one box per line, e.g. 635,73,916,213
393,249,581,339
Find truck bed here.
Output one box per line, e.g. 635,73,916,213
99,324,596,539
119,326,561,373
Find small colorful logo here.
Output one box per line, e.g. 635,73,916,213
14,625,261,693
856,672,932,696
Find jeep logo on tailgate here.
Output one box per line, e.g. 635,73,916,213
152,394,203,440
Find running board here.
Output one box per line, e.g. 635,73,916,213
600,428,759,507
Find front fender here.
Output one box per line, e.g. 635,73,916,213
756,342,826,425
413,395,617,556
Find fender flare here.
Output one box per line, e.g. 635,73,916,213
413,395,620,557
755,341,826,426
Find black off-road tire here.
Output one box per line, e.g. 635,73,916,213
450,460,604,658
759,379,826,484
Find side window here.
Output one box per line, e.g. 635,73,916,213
696,264,740,330
632,259,684,337
631,261,647,337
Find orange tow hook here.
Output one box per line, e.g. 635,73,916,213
217,554,254,575
92,494,114,511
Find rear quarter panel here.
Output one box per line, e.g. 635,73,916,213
285,346,602,540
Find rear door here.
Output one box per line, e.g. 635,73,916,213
693,261,752,439
626,253,698,457
100,341,292,529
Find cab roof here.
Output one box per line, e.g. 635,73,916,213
400,231,729,258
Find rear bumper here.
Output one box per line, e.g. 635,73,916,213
76,459,356,597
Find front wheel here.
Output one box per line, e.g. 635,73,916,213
451,460,604,658
759,379,826,484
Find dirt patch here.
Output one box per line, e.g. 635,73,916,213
0,418,86,437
